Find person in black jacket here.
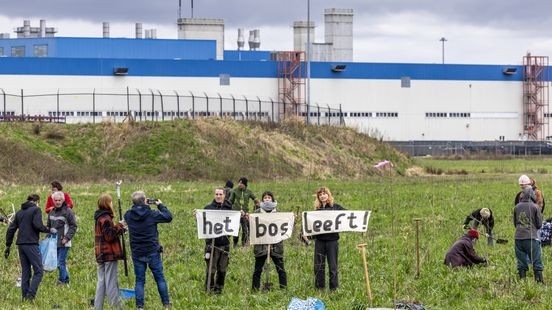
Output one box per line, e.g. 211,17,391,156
463,208,494,246
202,188,232,294
313,187,345,291
124,191,172,309
5,194,55,301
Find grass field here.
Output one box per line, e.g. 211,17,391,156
1,173,552,309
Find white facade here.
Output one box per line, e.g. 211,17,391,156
177,18,224,60
0,73,529,141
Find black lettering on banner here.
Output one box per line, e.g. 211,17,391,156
202,211,235,235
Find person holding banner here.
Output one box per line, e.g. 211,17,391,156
252,191,288,290
313,187,344,291
228,177,259,248
203,188,233,294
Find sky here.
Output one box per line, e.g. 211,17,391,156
1,0,551,65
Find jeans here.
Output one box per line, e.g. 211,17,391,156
132,252,170,308
57,247,70,283
18,245,44,300
515,239,544,272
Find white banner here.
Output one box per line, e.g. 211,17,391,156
249,212,295,245
302,210,371,237
195,209,242,239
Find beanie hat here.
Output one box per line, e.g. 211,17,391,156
238,177,248,187
225,180,234,189
479,208,491,219
467,229,479,239
519,175,531,185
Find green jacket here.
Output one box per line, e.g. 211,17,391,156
229,187,257,213
253,208,284,258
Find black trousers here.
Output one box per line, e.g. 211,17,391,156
314,239,339,290
252,255,287,289
233,218,249,247
205,245,229,293
18,244,44,300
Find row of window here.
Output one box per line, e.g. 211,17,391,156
0,44,48,57
47,111,271,118
426,112,471,118
300,111,399,118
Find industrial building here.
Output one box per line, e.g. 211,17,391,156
0,9,549,144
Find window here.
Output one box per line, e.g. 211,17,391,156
33,44,48,57
0,47,3,56
401,76,411,88
425,112,447,118
11,46,25,57
219,74,230,86
375,112,398,118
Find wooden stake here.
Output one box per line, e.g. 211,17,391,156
414,218,421,278
357,243,372,303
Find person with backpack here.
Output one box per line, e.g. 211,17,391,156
228,177,259,248
251,191,287,291
463,208,494,246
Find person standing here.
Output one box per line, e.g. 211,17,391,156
251,191,287,290
45,181,74,214
202,188,232,294
514,186,544,283
228,177,258,248
223,180,234,206
463,208,494,246
531,178,545,213
124,191,172,309
48,191,78,285
313,187,344,291
5,194,54,301
444,229,487,267
515,175,535,206
94,194,126,310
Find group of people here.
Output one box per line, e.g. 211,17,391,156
3,178,346,309
444,174,546,283
200,180,345,294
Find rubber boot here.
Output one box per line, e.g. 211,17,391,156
535,270,544,284
519,269,526,280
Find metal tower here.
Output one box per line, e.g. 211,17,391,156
523,54,549,140
276,51,306,118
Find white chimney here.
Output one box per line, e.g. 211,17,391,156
253,29,260,50
39,20,46,38
248,30,255,50
135,23,143,39
237,28,244,50
102,22,110,38
23,20,31,38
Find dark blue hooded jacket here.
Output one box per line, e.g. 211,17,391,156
124,203,172,257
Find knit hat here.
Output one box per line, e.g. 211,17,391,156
467,229,479,239
479,208,491,219
238,177,248,187
519,175,531,185
225,180,234,189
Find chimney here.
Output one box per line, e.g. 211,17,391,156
150,28,157,39
253,29,260,50
39,20,46,38
23,20,31,38
248,30,255,50
135,23,143,39
237,28,244,50
102,22,110,38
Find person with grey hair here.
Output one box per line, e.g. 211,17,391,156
124,191,172,309
463,208,494,246
47,191,77,285
514,186,543,283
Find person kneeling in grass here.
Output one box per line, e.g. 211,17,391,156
444,229,487,268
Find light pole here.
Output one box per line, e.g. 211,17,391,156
306,0,311,124
439,37,447,64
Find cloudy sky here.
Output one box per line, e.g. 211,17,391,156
1,0,551,65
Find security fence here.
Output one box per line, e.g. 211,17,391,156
0,88,344,126
390,140,552,156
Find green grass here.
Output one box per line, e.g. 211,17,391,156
1,175,552,309
415,157,552,175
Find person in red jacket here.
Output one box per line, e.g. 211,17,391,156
45,181,73,214
94,194,126,310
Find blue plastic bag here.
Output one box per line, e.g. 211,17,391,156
287,297,325,310
39,234,58,272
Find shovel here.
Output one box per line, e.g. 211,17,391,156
261,245,273,291
484,233,508,244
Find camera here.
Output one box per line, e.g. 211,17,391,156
146,198,158,205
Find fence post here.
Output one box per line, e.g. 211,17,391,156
158,90,164,121
21,89,24,121
340,104,344,125
137,89,142,121
317,105,320,125
203,92,209,117
189,91,195,120
257,96,262,121
174,90,180,119
56,89,60,123
149,89,155,121
231,94,236,120
218,93,223,117
1,88,5,117
327,105,331,125
92,88,96,124
269,97,274,122
244,95,249,120
126,86,130,120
